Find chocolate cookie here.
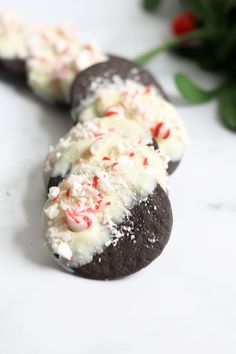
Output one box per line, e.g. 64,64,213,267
0,58,26,76
71,184,173,280
70,55,187,175
43,131,171,279
167,160,180,175
71,55,168,113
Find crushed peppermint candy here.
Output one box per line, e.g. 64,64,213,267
48,186,60,201
65,206,93,232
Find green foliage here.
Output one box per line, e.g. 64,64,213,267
142,0,161,12
175,73,218,103
139,0,236,131
219,85,236,131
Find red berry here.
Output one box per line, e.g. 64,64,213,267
172,11,196,36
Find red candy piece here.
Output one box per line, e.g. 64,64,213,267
111,162,119,168
145,86,152,94
82,215,92,228
151,122,171,140
106,111,118,117
92,175,99,188
151,122,164,138
163,129,170,140
66,189,71,197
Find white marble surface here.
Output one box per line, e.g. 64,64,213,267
0,1,236,353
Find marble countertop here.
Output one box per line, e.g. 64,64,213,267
0,1,236,353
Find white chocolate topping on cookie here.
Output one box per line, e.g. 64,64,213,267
75,79,187,162
44,141,168,268
44,114,159,186
0,9,30,60
27,25,107,103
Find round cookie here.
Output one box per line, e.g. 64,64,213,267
71,55,168,111
71,57,187,174
44,142,172,279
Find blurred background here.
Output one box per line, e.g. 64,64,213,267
0,1,236,354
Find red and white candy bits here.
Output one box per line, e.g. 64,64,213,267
151,122,171,140
65,206,93,232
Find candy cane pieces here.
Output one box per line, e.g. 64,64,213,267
65,206,93,232
105,104,124,117
151,122,171,140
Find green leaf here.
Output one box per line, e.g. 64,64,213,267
142,0,161,12
218,86,236,131
180,0,230,24
179,0,206,17
175,73,218,103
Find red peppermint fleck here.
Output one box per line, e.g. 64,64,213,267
105,201,111,206
172,11,196,36
111,162,119,168
106,110,118,117
143,157,149,166
83,215,92,228
145,86,152,94
103,156,110,161
86,208,95,214
163,129,171,140
151,122,164,138
129,152,135,158
66,189,71,197
95,193,104,210
92,175,99,188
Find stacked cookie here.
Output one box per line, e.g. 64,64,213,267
44,116,172,279
43,57,187,279
0,10,187,279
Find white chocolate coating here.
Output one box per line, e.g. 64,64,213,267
73,79,188,162
0,10,107,103
27,25,107,103
0,10,30,60
44,114,162,186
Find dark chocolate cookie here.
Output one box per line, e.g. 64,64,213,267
0,58,26,76
57,184,173,280
71,55,168,116
167,160,180,175
70,55,185,175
